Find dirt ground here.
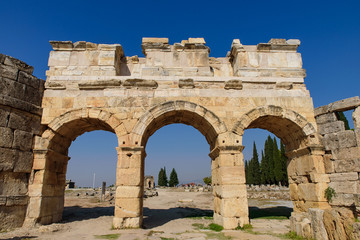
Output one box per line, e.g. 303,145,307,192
0,188,293,240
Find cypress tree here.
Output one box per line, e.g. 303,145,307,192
260,150,266,184
158,168,165,186
280,142,288,186
337,112,350,130
245,160,249,184
252,142,261,185
262,139,271,184
248,159,254,185
273,138,282,185
169,168,179,187
269,137,276,184
163,166,168,186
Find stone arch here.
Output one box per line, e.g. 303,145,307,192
25,108,121,226
132,100,228,150
232,105,318,151
232,105,329,215
113,101,230,228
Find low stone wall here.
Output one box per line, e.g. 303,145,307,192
0,54,44,230
246,185,290,200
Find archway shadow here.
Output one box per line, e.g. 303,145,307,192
249,206,292,219
143,207,212,229
62,205,114,223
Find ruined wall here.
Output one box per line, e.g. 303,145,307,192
0,54,44,230
291,97,360,239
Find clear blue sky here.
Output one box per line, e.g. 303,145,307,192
1,1,359,186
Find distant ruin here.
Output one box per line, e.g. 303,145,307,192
0,37,359,239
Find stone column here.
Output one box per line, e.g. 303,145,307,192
210,139,249,229
113,146,144,228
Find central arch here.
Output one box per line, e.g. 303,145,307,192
113,101,250,229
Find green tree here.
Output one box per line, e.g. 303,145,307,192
247,159,254,185
273,138,283,185
280,142,288,186
169,168,179,187
245,160,249,184
260,150,266,184
158,168,165,186
337,112,350,130
203,176,212,185
163,167,168,186
251,142,261,185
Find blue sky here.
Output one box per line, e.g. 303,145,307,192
1,1,359,186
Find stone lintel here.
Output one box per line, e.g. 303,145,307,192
142,38,169,44
45,81,66,90
117,146,144,153
315,96,360,116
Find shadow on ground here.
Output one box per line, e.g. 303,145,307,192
143,207,213,228
62,205,114,222
249,206,292,219
61,205,292,227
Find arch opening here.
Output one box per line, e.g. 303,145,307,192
25,110,120,226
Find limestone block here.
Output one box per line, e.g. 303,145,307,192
115,186,142,198
17,71,40,89
328,181,357,194
268,53,287,68
297,183,327,202
324,154,334,174
112,216,141,229
318,121,345,135
188,38,206,44
353,107,360,128
315,112,337,124
98,51,116,66
289,183,299,200
6,196,28,206
322,133,339,150
220,198,248,218
218,166,245,184
309,173,330,183
328,96,360,112
338,131,357,148
286,53,302,68
0,64,18,80
115,198,142,217
116,168,142,186
308,208,329,240
14,151,33,173
2,54,34,74
334,159,360,173
0,78,26,99
0,148,16,171
331,193,355,206
213,185,247,199
142,38,169,44
0,172,28,195
0,127,13,148
0,108,10,127
329,172,358,182
0,205,27,231
48,51,71,67
12,130,33,151
331,147,360,160
8,111,41,134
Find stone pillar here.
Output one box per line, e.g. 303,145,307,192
210,133,248,229
113,146,144,228
24,145,70,226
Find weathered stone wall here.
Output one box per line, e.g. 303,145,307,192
0,54,44,230
290,97,360,240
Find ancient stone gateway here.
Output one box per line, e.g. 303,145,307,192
21,37,331,230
